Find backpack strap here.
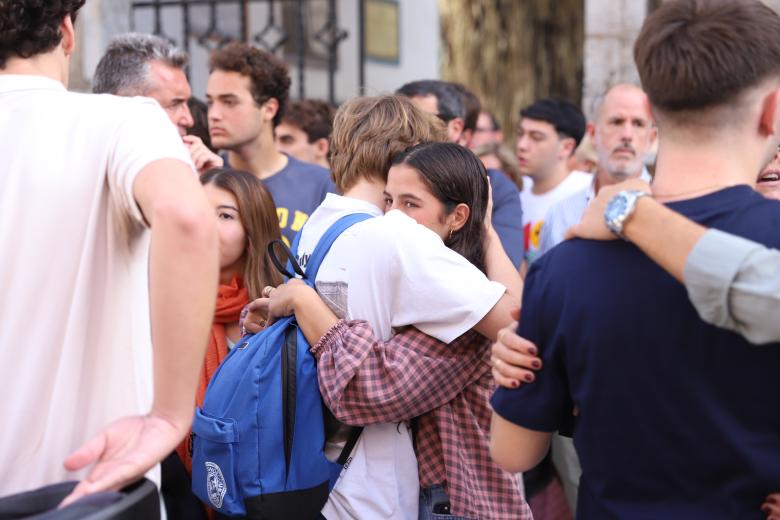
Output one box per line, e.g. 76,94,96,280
287,226,305,279
299,213,373,285
267,239,306,280
288,213,371,468
336,426,364,466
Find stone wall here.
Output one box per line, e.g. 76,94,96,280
582,0,645,118
582,0,780,118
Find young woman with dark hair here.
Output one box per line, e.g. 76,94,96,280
259,143,531,519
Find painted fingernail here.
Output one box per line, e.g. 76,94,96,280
529,346,538,356
511,380,520,388
769,497,778,504
524,373,534,382
532,360,542,369
761,505,771,513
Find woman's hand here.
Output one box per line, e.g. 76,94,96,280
482,177,504,258
491,308,542,388
483,176,494,235
243,280,311,333
265,279,314,320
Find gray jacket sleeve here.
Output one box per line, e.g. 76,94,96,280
684,229,780,344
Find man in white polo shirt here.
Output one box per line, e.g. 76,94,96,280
0,0,218,508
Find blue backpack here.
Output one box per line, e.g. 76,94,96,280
191,213,371,518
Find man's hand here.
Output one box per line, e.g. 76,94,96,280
565,178,651,241
491,307,542,388
183,135,223,175
60,413,189,507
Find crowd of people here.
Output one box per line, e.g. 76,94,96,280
2,0,780,519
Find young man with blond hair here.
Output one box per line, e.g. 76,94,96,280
246,94,526,518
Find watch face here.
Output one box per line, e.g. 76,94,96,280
605,193,629,222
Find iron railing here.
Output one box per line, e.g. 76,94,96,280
130,0,358,104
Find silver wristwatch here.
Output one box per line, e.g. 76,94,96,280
604,189,650,239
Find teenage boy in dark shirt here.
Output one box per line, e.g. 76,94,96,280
207,43,335,244
491,1,780,518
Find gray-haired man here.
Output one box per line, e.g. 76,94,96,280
93,33,222,173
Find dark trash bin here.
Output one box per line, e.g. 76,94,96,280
0,478,160,520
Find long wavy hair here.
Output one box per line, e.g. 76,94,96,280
390,142,489,273
201,168,283,298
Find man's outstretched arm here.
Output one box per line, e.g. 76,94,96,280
62,158,218,504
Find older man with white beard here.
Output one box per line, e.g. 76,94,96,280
539,84,657,254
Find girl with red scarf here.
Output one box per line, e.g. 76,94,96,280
163,168,282,519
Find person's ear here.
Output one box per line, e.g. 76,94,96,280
459,129,474,148
262,98,280,124
648,124,658,146
448,203,471,233
586,122,596,140
60,15,76,57
314,137,330,161
559,137,576,160
447,118,465,143
758,87,780,138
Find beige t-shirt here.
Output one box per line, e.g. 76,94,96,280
0,75,193,495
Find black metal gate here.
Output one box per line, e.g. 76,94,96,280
130,0,364,104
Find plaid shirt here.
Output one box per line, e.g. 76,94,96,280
311,320,532,520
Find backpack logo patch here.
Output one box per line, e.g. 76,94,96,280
205,461,227,508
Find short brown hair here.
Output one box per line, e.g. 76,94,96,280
330,95,447,193
282,99,335,142
634,0,780,113
209,42,291,127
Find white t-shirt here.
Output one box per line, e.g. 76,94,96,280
296,193,506,519
520,170,592,264
0,75,193,495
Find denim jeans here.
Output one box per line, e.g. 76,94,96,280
418,484,472,520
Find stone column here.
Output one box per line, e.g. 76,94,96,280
582,0,646,118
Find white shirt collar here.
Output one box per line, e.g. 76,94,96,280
0,74,66,94
319,192,384,217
